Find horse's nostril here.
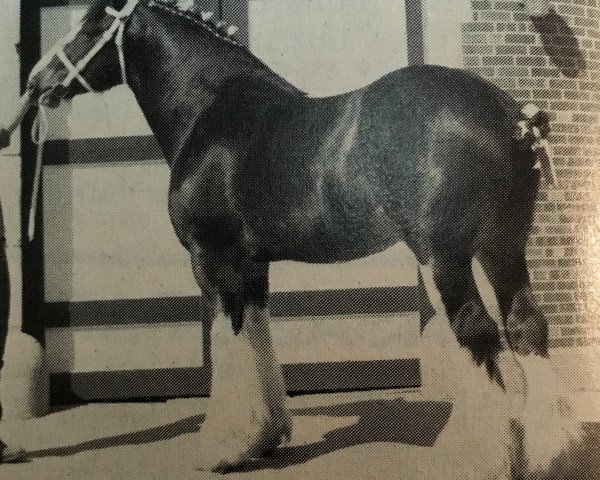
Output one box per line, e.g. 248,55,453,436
53,84,68,97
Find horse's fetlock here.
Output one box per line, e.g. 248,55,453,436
506,289,548,356
506,312,548,356
452,300,502,366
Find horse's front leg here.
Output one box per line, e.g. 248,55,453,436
190,253,291,473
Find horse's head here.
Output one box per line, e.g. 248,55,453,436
26,0,138,107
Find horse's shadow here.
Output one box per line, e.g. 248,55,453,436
26,397,451,467
22,398,600,478
240,398,452,472
27,413,204,459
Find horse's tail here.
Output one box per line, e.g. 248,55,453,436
517,103,557,186
520,103,551,143
485,80,556,187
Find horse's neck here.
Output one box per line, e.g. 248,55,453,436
125,8,300,165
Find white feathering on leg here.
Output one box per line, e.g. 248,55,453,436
198,301,291,472
419,264,512,480
515,353,584,475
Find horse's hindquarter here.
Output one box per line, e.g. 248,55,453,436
357,67,533,250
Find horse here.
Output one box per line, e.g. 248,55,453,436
1,0,582,475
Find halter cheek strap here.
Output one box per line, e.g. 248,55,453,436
105,0,140,85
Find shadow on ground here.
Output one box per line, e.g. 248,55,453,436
20,399,600,479
531,423,600,480
240,398,452,472
28,414,204,458
25,398,450,465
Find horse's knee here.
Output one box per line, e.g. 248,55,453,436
196,256,269,334
506,288,548,356
451,300,502,370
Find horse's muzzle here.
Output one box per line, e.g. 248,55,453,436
39,93,62,109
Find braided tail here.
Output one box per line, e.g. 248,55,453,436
518,103,557,186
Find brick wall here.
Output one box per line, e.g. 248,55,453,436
462,0,599,348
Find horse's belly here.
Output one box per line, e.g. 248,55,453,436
254,206,402,264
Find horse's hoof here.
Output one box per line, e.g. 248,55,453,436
196,418,291,472
511,354,584,476
0,442,26,463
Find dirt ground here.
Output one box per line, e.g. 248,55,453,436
1,339,599,479
0,386,599,480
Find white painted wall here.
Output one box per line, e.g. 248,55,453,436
422,0,472,68
43,162,195,302
46,312,419,373
250,0,408,95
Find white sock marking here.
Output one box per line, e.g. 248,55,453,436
199,301,290,470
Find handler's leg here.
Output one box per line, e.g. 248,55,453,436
0,207,25,463
0,214,9,417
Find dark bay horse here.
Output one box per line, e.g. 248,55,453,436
1,0,573,474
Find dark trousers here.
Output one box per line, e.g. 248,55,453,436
0,204,10,419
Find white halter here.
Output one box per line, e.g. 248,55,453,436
27,0,139,241
27,0,139,93
104,0,140,86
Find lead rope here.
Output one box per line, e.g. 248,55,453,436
114,17,128,85
106,1,139,85
28,92,51,241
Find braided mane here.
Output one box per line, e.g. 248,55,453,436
145,0,305,95
147,0,243,47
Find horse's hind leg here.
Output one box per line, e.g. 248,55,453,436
419,247,513,479
425,248,504,382
477,245,583,475
189,250,291,473
476,248,547,358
